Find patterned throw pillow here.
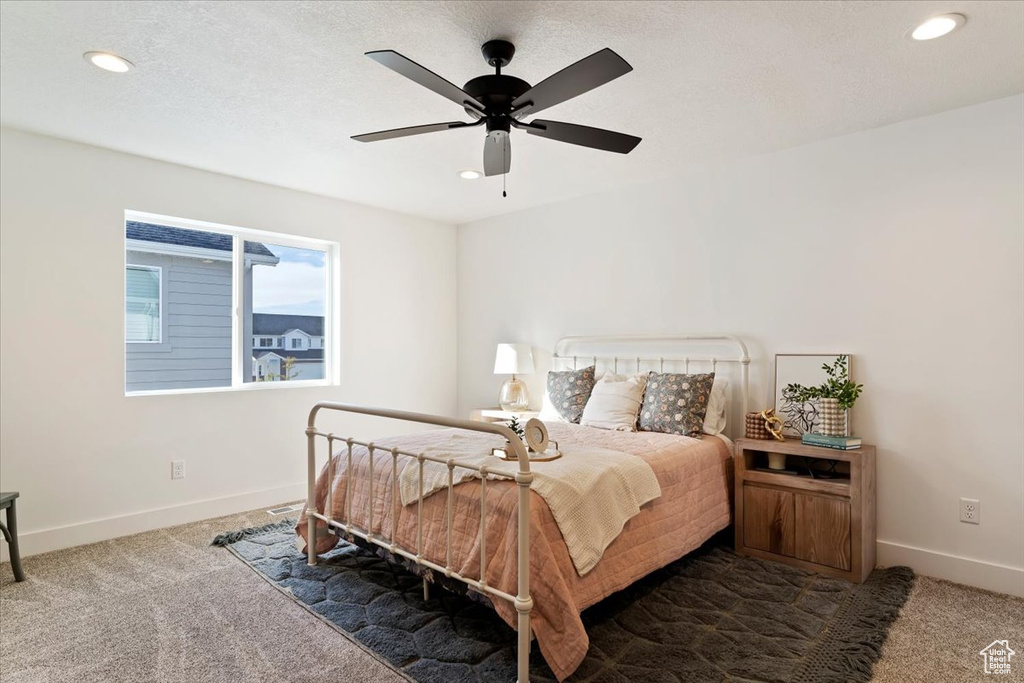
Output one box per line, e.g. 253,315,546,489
639,372,716,437
546,366,597,423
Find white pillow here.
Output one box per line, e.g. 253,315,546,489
580,373,647,431
702,377,728,436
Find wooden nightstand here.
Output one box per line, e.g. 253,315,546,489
470,408,540,423
734,438,876,582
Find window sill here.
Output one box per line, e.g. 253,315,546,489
125,379,334,397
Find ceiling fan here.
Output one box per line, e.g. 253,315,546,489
352,40,641,182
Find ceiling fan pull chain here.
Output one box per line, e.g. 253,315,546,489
502,142,507,197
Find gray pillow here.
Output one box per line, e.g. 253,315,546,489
639,372,716,437
547,366,597,423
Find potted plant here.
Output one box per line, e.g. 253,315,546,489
784,356,863,436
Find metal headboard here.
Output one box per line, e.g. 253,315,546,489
552,334,750,435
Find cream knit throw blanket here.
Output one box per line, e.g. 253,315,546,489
397,433,661,576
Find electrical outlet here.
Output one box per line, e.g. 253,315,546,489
960,497,980,524
171,460,186,480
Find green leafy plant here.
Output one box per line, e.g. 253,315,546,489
280,357,297,381
506,415,525,440
784,355,864,410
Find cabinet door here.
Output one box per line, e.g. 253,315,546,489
744,486,795,557
795,494,851,570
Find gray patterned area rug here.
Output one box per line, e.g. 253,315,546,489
213,520,913,683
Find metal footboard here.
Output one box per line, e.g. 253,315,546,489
305,402,534,682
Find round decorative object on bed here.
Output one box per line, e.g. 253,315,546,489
524,418,549,453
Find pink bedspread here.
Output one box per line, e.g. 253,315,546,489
297,422,732,681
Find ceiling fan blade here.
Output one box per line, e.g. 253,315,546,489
483,132,511,176
510,48,632,117
521,119,641,154
366,50,485,114
352,119,482,142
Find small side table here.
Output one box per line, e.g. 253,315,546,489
1,492,26,582
470,408,540,423
734,439,876,583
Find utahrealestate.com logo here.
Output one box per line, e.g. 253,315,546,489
980,640,1015,675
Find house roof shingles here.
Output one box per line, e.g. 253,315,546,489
126,221,277,259
255,349,323,361
252,313,324,336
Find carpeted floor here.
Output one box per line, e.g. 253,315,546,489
0,505,406,683
1,504,1021,682
215,519,913,682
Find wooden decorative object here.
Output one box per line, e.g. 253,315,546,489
745,409,784,441
745,412,769,439
734,438,876,582
492,444,562,462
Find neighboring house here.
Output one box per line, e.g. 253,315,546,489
251,314,325,381
125,221,279,392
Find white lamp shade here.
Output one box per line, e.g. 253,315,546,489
494,343,534,375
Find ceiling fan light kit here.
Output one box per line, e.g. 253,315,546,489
353,39,641,193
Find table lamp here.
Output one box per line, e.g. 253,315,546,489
494,343,534,411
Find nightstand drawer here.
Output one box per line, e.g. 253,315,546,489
743,486,795,557
794,493,851,571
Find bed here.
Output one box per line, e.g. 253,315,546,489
299,335,750,682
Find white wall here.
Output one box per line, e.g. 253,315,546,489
0,128,457,556
457,96,1024,596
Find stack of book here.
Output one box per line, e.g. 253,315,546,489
801,433,862,450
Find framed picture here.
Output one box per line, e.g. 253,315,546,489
774,354,853,436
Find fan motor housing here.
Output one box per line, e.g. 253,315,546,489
481,39,516,68
463,75,531,116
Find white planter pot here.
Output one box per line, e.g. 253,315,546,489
818,398,848,437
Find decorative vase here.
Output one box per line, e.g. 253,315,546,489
745,412,769,440
767,452,787,470
818,398,848,436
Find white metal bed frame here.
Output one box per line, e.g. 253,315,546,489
304,334,750,683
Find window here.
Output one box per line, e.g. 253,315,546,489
125,211,337,394
125,265,161,342
247,241,327,383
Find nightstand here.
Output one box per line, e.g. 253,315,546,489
470,408,540,423
734,438,876,582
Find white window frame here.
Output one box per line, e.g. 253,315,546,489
125,264,163,344
125,209,341,396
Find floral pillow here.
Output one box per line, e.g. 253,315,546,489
639,371,716,437
546,366,597,423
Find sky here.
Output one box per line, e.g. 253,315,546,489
251,244,326,316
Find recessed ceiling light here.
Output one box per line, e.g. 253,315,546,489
458,170,482,180
83,51,134,73
910,14,966,41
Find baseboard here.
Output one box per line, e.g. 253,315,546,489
0,483,306,562
877,539,1024,598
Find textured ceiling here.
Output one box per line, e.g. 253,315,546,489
1,1,1022,224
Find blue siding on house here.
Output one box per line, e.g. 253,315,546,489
125,253,233,391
